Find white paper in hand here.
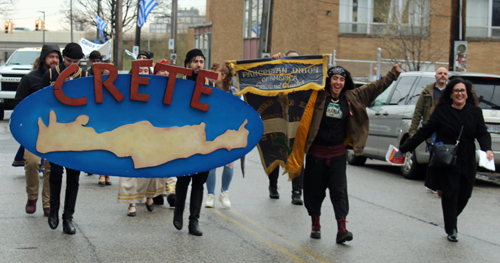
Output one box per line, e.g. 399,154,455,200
477,150,496,171
386,145,406,166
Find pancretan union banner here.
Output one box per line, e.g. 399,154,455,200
229,55,329,179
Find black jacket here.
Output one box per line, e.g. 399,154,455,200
400,103,491,192
14,44,61,105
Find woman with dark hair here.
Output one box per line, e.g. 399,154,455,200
399,77,492,242
303,64,401,243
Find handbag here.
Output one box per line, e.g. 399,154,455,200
428,125,464,168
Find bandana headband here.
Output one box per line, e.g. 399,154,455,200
328,67,347,78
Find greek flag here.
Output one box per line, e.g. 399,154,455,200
96,15,107,41
137,0,157,28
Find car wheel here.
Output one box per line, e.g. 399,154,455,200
400,150,425,179
346,149,367,166
0,109,4,120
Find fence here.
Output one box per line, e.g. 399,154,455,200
328,49,448,82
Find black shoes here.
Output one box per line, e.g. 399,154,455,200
188,220,203,236
62,219,76,235
447,229,458,242
310,214,321,239
127,205,136,217
336,218,353,243
145,199,155,212
291,191,303,205
167,194,176,207
153,195,164,205
269,186,279,199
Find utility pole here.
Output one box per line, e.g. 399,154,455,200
171,0,177,64
114,0,124,69
70,0,73,42
96,0,101,40
135,0,141,48
38,11,45,46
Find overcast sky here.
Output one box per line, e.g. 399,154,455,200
4,0,206,31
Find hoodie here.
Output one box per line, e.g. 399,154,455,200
14,44,62,105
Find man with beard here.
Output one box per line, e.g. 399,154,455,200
173,49,212,236
409,67,449,194
40,42,88,235
15,44,62,217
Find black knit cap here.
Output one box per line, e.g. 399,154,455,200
184,49,205,67
137,51,150,59
63,43,84,60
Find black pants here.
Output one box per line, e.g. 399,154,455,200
176,171,209,221
304,153,348,219
49,163,80,220
268,167,304,192
441,171,473,235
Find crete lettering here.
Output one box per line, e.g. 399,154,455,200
54,60,218,112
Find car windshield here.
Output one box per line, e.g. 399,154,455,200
6,51,40,66
466,77,500,109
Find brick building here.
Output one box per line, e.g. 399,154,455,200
188,0,500,78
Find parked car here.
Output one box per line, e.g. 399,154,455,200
347,71,500,179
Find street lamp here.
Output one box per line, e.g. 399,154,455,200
38,10,45,46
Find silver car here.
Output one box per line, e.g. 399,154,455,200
347,71,500,179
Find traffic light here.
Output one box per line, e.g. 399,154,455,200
35,19,39,31
10,22,14,33
41,20,45,31
4,22,8,33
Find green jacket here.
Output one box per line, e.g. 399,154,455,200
305,67,400,156
409,82,436,135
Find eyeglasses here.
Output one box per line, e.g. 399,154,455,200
453,89,466,94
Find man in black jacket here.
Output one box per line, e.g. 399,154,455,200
40,42,88,235
15,44,61,217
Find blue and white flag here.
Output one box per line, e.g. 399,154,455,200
137,0,158,28
96,15,107,41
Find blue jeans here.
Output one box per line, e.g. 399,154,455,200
427,132,437,152
206,164,234,195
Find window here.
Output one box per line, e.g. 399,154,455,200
388,76,417,105
194,26,212,69
407,76,435,105
243,0,263,59
339,0,429,34
466,0,500,38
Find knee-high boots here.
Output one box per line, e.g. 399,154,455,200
188,186,204,236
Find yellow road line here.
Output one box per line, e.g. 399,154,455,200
212,209,331,263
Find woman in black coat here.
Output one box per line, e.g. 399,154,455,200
399,77,493,242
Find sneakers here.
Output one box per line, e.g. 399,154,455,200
219,191,231,209
269,186,279,199
425,186,437,194
291,191,303,205
205,194,215,208
26,199,37,214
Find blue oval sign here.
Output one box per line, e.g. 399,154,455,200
10,68,263,178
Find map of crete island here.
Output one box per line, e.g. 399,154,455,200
36,110,249,169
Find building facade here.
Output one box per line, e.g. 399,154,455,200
189,0,500,79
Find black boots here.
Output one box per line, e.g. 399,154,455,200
291,191,303,205
48,180,61,229
188,185,204,236
336,218,353,243
447,228,458,242
173,187,186,230
61,184,79,235
63,219,76,234
310,214,321,239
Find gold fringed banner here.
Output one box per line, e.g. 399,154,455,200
229,55,329,177
284,90,318,180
